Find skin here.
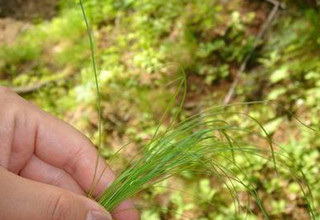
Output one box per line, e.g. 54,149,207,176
0,86,140,220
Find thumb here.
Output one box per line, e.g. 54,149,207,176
0,167,112,220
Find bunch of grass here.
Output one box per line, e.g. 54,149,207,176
78,1,317,218
97,107,315,219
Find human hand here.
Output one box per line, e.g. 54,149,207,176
0,87,139,220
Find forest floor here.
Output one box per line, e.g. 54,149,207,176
0,0,319,219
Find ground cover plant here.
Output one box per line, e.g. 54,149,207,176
0,0,320,219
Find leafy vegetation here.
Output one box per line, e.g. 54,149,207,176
0,0,320,219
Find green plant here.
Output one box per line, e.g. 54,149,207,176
2,0,318,219
77,1,318,219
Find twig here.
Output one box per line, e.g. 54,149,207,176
9,68,74,94
11,81,51,94
223,0,281,105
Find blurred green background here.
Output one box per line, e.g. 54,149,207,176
0,0,320,219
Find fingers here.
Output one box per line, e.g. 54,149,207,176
19,156,140,220
0,87,140,220
21,95,116,196
112,200,140,220
29,98,140,220
19,155,86,195
0,87,115,194
0,167,112,220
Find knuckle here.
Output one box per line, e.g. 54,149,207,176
64,147,87,175
51,193,74,220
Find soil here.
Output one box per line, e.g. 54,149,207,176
0,0,58,45
0,0,58,20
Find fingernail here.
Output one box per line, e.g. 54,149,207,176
87,211,112,220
